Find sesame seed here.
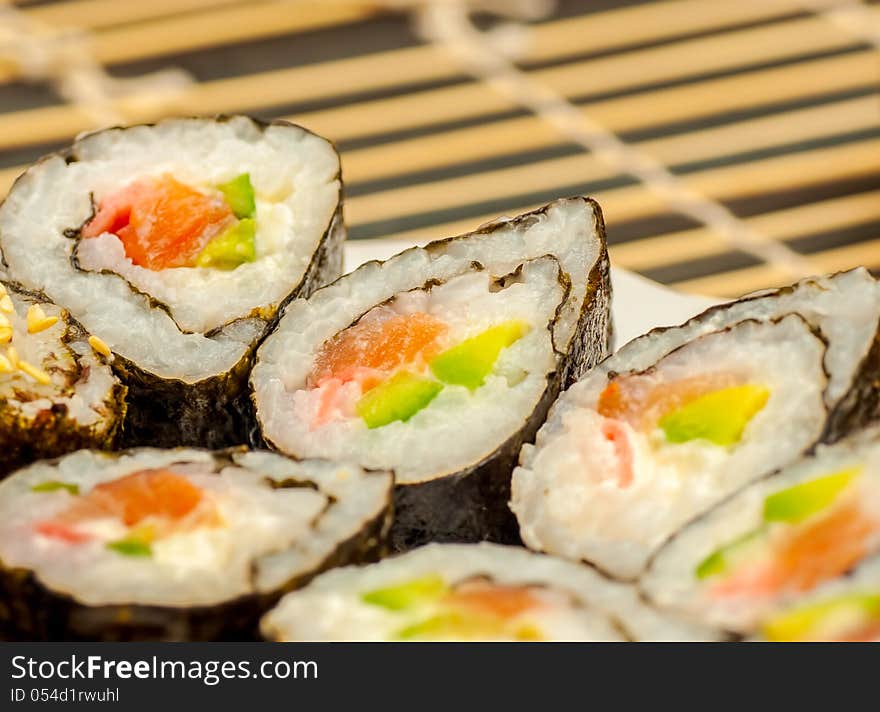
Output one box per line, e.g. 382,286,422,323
26,304,59,334
0,295,13,314
0,326,10,344
19,360,51,385
88,335,111,357
6,346,18,368
0,314,8,329
0,354,11,374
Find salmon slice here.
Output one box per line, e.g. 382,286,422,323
38,469,217,542
600,418,635,488
447,580,543,619
712,500,878,599
773,500,876,593
83,175,233,270
309,311,447,389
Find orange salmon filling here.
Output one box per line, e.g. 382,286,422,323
447,580,543,619
600,418,634,488
598,372,741,430
83,175,234,270
38,469,219,543
770,501,875,593
711,500,877,599
309,312,447,389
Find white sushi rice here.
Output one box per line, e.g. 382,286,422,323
0,448,391,607
261,542,717,642
641,427,880,635
255,256,564,484
511,315,829,580
0,282,118,425
0,117,341,382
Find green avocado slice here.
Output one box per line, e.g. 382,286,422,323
31,481,79,495
430,320,529,390
394,612,538,641
395,613,472,640
361,574,448,610
195,218,256,270
695,528,764,580
217,173,256,219
106,537,152,557
763,467,861,524
356,371,443,429
659,384,770,446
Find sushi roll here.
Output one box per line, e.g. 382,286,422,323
512,269,880,580
261,542,716,641
251,197,612,549
512,315,830,580
0,447,392,640
0,116,344,447
641,426,880,641
0,279,124,477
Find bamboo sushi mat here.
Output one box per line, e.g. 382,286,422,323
0,0,878,298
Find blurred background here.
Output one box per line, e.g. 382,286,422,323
0,0,877,297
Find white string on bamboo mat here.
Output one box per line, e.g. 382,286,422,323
0,4,192,128
799,0,880,48
380,0,820,283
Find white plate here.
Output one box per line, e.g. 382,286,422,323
344,239,718,350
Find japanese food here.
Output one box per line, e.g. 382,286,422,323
261,543,715,641
512,315,829,579
0,448,392,640
0,116,344,447
0,279,125,477
251,198,611,549
642,426,880,641
512,269,880,580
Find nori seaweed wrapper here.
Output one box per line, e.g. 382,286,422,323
821,320,880,443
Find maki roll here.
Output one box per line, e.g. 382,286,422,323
641,426,880,641
512,315,829,579
261,542,715,642
251,198,611,549
0,448,392,640
0,279,124,477
512,269,880,580
0,116,344,447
